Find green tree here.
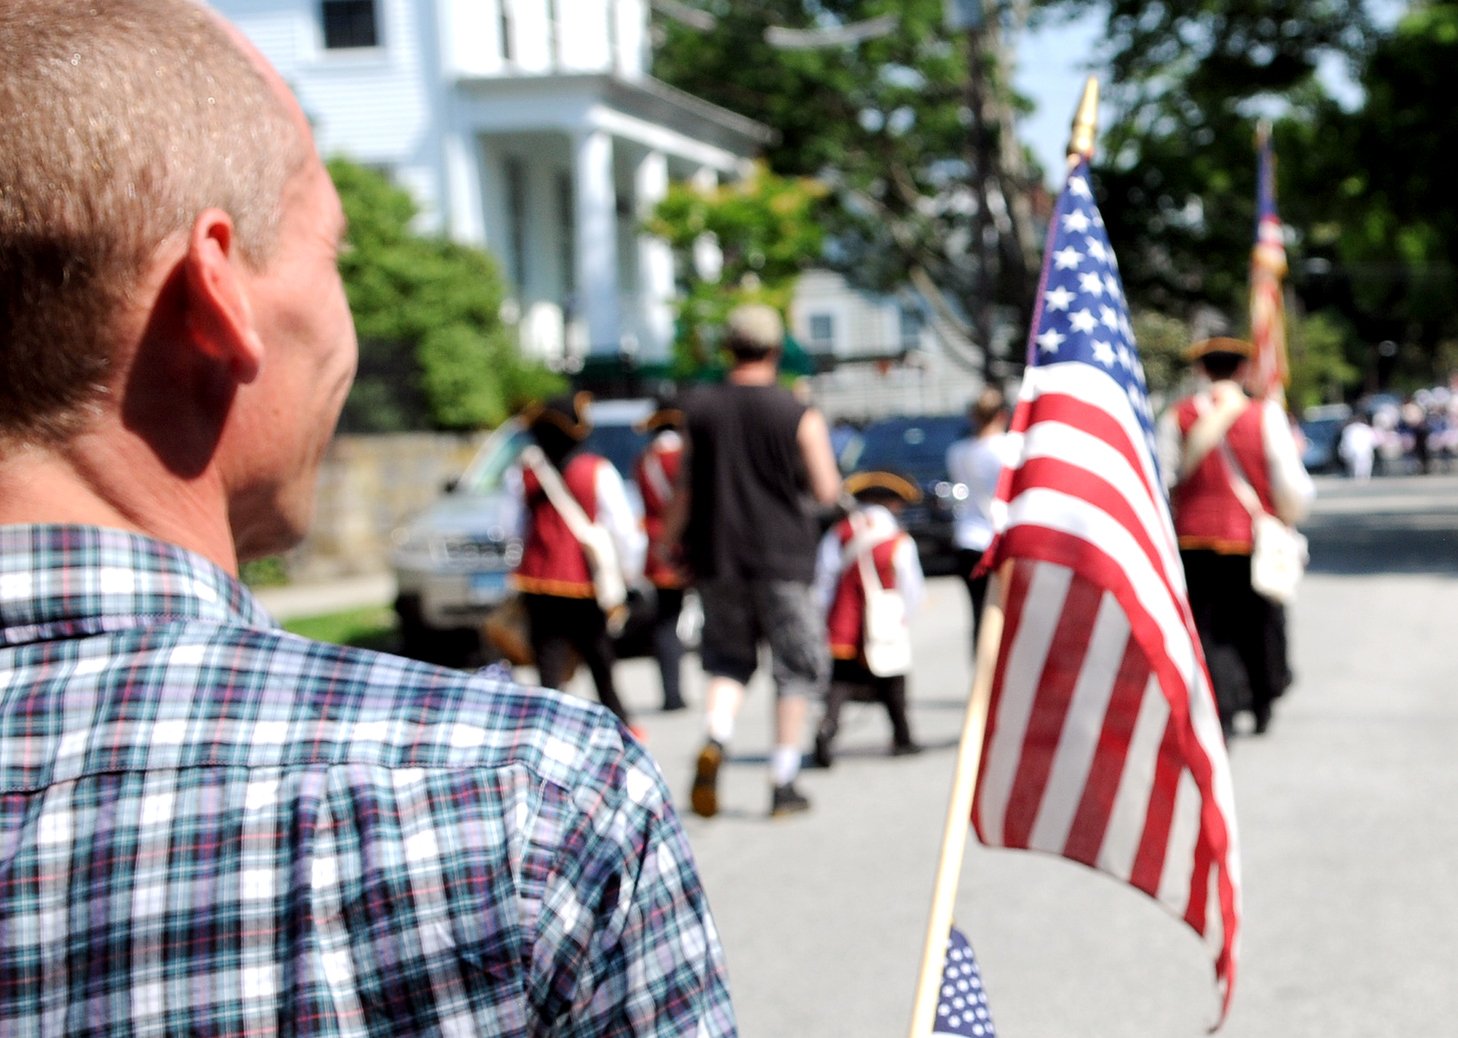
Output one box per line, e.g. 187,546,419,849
1052,0,1373,318
327,158,561,431
652,1,1045,374
1298,1,1458,387
645,163,827,377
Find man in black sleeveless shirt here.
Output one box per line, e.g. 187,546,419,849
664,304,842,817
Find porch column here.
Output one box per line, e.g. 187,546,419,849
635,149,674,362
573,128,621,356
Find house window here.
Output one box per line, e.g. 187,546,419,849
557,172,576,298
320,0,379,50
546,0,560,68
808,313,836,352
898,304,924,350
505,157,529,290
499,1,515,64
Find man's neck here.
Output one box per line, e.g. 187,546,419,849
727,357,778,385
0,433,239,574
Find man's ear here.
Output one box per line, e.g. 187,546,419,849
182,208,263,384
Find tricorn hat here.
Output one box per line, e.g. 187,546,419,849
1185,336,1254,361
521,391,593,442
843,470,923,505
634,399,685,434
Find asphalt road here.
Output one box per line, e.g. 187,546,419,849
538,470,1458,1036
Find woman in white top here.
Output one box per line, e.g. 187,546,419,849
944,386,1016,657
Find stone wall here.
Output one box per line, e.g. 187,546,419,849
286,431,489,581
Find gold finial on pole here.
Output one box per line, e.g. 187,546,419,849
1066,75,1100,164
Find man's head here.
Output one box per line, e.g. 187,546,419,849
970,386,1009,434
1186,337,1253,383
0,0,358,564
522,392,593,467
844,470,922,514
0,0,309,443
723,304,784,364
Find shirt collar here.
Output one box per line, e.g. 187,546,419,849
0,524,275,645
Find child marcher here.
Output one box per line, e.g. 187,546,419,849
634,400,691,712
811,471,925,767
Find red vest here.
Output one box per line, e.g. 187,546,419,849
635,434,686,589
513,453,603,598
1171,397,1275,553
825,516,904,661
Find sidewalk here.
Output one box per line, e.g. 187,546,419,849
252,572,396,622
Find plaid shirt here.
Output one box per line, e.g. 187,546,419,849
0,525,735,1037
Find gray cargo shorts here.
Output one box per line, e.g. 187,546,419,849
696,576,829,699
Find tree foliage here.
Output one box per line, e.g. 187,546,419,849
645,162,827,377
327,158,562,431
653,0,1044,374
1299,1,1458,389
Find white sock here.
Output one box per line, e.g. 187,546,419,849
706,702,736,745
771,744,801,787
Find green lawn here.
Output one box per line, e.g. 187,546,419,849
282,605,399,653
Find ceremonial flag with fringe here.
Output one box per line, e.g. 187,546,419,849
1249,124,1289,401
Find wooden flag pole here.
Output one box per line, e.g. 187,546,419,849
905,77,1101,1038
906,564,1008,1038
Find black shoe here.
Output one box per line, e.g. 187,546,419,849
690,740,723,818
770,782,811,818
661,698,688,713
812,730,834,770
1252,710,1272,735
890,740,923,757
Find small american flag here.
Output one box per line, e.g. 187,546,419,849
932,925,996,1037
1249,123,1289,401
971,158,1241,1023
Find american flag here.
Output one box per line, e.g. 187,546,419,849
1248,123,1289,401
933,925,996,1037
970,158,1242,1023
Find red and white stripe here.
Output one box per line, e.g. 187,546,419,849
973,361,1241,1021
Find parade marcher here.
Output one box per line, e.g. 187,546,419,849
945,386,1016,656
0,4,735,1030
811,472,926,767
1157,337,1314,738
664,303,843,818
513,392,646,727
635,400,691,712
1340,412,1378,481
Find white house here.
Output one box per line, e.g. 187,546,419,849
212,0,772,366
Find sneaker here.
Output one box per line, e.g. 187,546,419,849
889,740,923,758
770,782,811,818
690,740,723,818
812,730,834,770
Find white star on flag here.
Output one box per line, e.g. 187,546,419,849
1044,286,1075,311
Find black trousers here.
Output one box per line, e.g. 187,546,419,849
1179,549,1280,732
651,586,686,710
523,593,629,724
957,547,991,658
818,658,915,750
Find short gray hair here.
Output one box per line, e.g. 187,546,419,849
724,304,785,359
0,0,308,443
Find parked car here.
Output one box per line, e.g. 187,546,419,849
390,397,688,663
839,413,972,575
1297,403,1351,474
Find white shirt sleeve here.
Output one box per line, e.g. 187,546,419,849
1261,400,1316,525
595,461,647,584
1155,407,1184,492
813,527,843,614
893,534,925,617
